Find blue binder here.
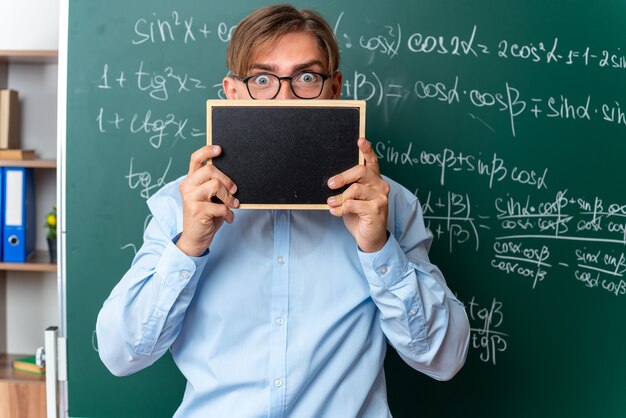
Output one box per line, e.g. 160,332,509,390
0,168,3,260
3,167,35,262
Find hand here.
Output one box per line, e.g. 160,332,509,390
176,145,239,256
327,138,390,253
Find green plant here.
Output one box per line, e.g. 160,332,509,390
45,204,57,240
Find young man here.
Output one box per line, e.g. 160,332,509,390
97,5,470,417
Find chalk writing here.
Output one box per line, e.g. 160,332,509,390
359,24,402,59
123,13,626,141
98,62,208,101
420,190,486,252
332,11,353,50
377,144,549,191
217,22,237,43
125,157,172,199
132,12,217,44
96,108,204,148
495,191,626,244
574,248,626,296
120,214,154,257
492,241,550,289
467,296,508,365
410,183,626,297
407,25,489,57
128,11,626,73
408,75,625,136
92,330,98,352
342,71,410,107
120,243,137,255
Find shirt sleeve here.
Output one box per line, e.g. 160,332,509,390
358,181,470,381
96,187,209,376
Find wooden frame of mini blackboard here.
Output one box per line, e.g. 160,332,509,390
207,100,366,210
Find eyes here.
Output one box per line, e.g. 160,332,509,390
239,71,330,99
296,72,319,83
252,74,272,86
249,72,323,87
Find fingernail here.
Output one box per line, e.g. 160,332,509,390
327,197,336,205
328,178,336,188
329,206,342,216
230,184,237,194
212,145,221,152
233,198,239,207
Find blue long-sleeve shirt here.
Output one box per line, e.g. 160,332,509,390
96,175,469,418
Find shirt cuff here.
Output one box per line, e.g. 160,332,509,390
154,234,209,293
358,233,410,289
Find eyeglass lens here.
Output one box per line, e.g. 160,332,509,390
246,72,325,99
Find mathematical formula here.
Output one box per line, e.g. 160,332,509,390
413,185,626,296
467,296,508,366
346,72,626,137
131,11,626,73
332,13,626,70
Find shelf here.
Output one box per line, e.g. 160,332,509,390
0,353,45,383
0,50,58,64
0,251,56,273
0,159,56,168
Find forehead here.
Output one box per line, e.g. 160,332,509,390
250,31,327,71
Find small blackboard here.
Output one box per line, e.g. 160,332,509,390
207,100,365,209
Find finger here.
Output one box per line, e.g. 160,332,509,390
327,183,374,208
188,145,222,176
328,164,373,190
358,137,381,175
185,199,235,226
189,179,239,208
328,198,374,218
187,163,237,195
207,202,235,224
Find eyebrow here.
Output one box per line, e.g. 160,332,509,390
249,60,326,74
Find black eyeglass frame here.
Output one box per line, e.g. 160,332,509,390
234,71,331,100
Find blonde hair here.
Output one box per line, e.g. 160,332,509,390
226,4,340,77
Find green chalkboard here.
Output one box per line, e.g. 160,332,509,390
65,1,626,417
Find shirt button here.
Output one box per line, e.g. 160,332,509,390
379,265,388,274
181,271,190,279
410,308,418,316
277,256,286,265
275,318,284,326
155,309,164,318
274,379,283,387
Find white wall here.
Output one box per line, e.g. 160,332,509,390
0,0,60,50
8,63,58,160
6,272,57,352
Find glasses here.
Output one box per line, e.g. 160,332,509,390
236,71,330,100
